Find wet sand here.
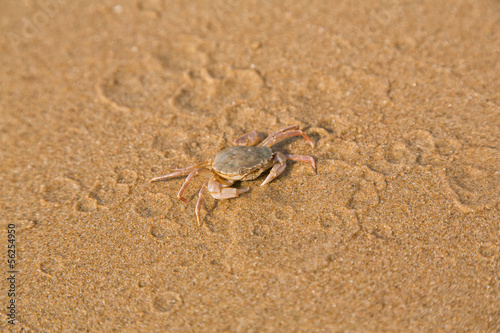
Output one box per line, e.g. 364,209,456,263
1,0,499,331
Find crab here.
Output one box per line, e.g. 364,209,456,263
150,125,316,225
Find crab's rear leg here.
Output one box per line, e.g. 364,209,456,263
149,161,210,183
233,130,260,146
286,154,316,173
196,182,208,225
258,125,314,148
260,152,316,186
260,152,288,186
176,167,212,203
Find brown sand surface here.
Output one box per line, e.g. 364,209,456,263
1,0,499,332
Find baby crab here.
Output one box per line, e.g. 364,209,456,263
150,125,316,225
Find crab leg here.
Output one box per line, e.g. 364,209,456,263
237,125,300,146
235,124,301,146
258,126,314,148
286,153,316,173
261,152,288,186
149,161,210,183
233,130,260,146
260,162,287,186
175,166,214,203
260,152,316,186
269,124,299,135
176,169,198,203
196,182,208,225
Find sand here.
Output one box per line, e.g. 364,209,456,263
1,0,499,332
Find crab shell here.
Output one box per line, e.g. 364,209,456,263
211,146,274,181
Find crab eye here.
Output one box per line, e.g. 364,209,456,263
239,167,248,175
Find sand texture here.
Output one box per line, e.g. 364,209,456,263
1,0,499,332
